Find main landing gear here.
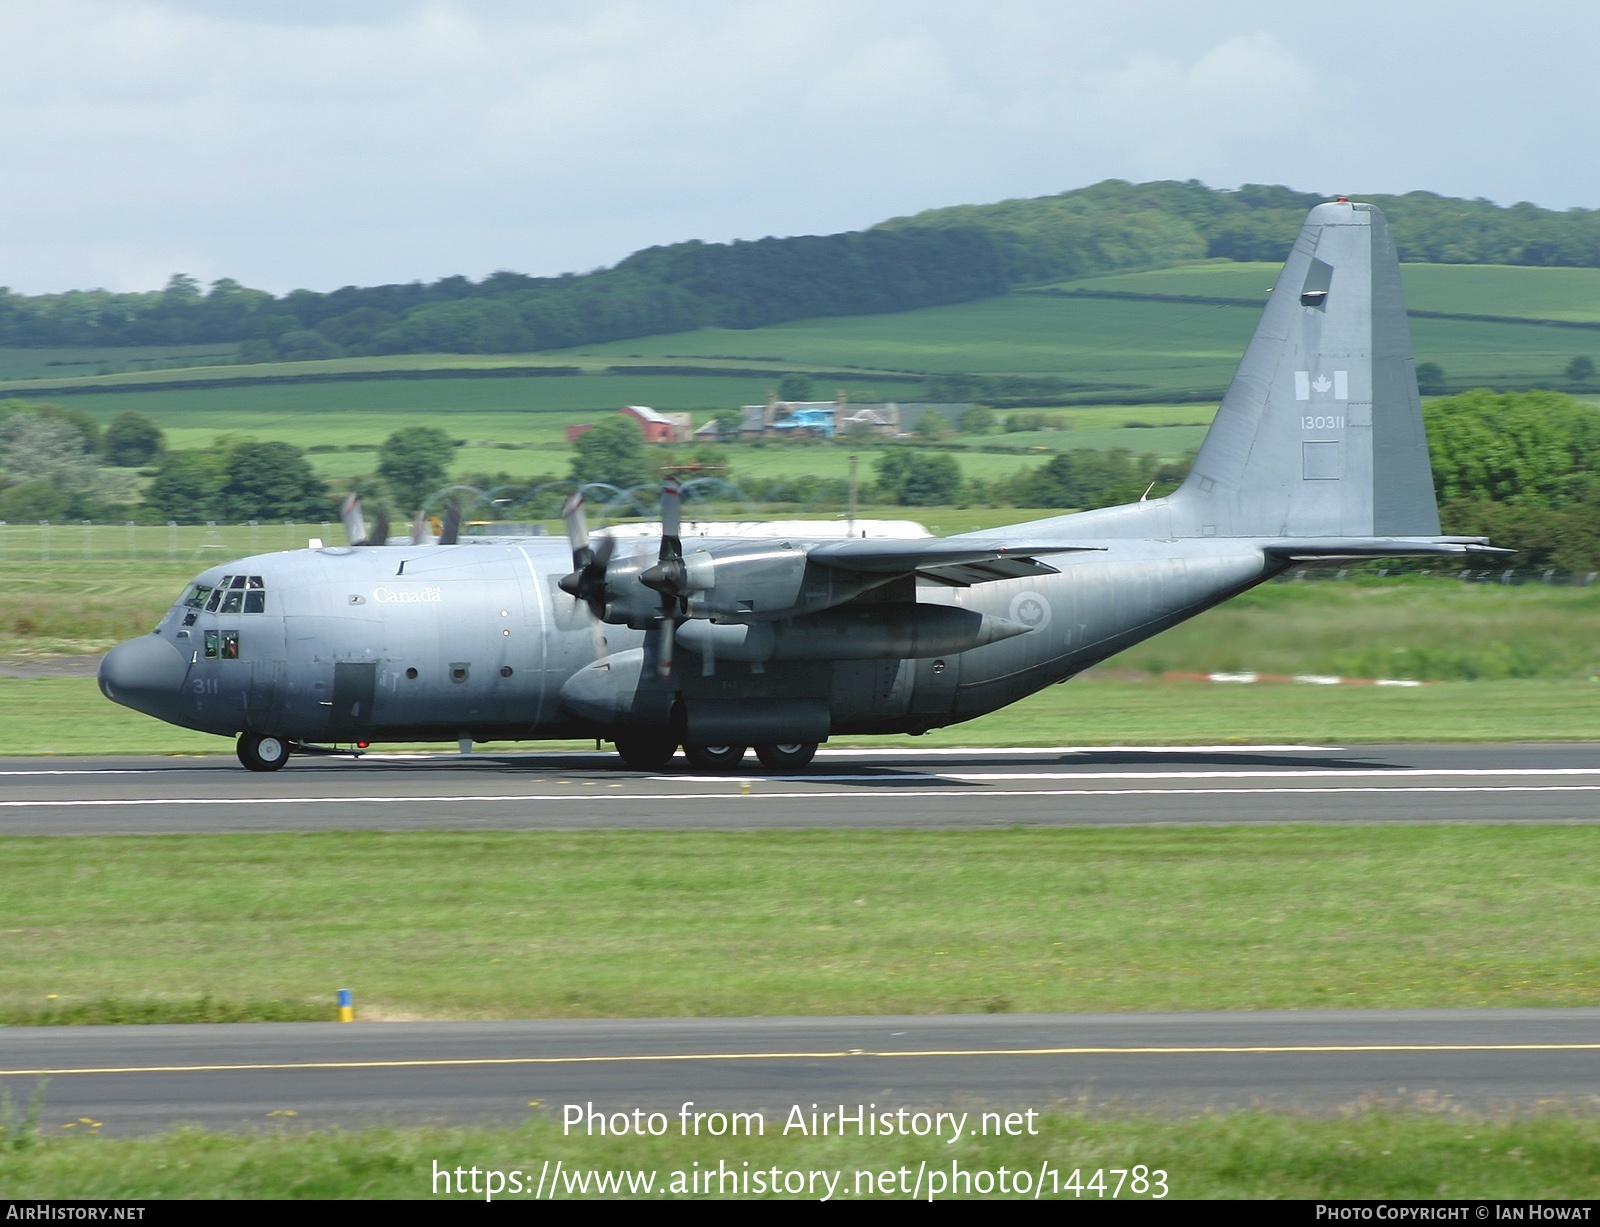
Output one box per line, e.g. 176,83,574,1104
612,735,679,772
237,732,292,772
682,744,747,771
754,742,818,770
611,739,819,772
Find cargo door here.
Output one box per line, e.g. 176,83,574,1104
328,661,378,737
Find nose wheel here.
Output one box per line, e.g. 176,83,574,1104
237,733,292,772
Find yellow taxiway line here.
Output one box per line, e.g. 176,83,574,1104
3,1042,1598,1078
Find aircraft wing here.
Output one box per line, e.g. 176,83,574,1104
807,539,1101,585
1261,536,1513,561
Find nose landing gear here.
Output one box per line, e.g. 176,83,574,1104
237,732,292,772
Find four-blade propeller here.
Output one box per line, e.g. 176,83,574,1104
560,480,697,679
557,492,615,662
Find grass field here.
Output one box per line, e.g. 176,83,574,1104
2,1112,1595,1199
2,825,1595,1024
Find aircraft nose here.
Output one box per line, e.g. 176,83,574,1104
99,634,189,713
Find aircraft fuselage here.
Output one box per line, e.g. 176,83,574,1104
99,529,1277,748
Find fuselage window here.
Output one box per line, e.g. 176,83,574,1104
221,631,240,659
204,629,219,658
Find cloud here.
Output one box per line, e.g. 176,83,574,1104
0,2,1592,294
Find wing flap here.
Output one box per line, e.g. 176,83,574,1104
809,538,1099,576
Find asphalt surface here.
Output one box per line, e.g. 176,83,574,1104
3,1010,1596,1135
2,743,1599,833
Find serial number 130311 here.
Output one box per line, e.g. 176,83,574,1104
1301,415,1345,430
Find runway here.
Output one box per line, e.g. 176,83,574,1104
2,1010,1595,1135
1,743,1598,833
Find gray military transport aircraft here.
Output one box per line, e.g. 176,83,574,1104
99,201,1504,772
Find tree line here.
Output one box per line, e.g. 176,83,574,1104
4,392,1599,571
7,180,1600,358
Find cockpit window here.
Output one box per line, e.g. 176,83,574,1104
190,575,267,613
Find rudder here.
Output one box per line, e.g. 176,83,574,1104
1174,201,1441,538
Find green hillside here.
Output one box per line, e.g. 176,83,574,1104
6,262,1595,487
1047,261,1600,323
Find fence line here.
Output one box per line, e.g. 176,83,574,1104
0,521,333,563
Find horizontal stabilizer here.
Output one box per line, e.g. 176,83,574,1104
1262,536,1512,561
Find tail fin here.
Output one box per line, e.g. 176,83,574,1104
1174,201,1441,538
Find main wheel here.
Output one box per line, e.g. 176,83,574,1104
682,743,747,771
613,735,678,772
237,732,291,772
754,741,817,770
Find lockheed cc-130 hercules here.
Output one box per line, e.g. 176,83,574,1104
99,201,1503,772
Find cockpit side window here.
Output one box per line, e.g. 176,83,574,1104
181,584,213,609
205,588,224,612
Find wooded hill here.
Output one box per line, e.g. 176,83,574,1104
6,179,1600,356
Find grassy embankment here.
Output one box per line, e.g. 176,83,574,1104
2,1112,1596,1199
2,826,1596,1025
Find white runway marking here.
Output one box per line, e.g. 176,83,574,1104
7,785,1600,808
667,767,1600,784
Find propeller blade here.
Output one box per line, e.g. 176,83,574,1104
410,509,430,546
656,616,675,680
562,492,590,555
368,508,391,548
438,499,461,546
661,477,681,541
340,493,367,546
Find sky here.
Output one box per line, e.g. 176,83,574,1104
2,0,1597,296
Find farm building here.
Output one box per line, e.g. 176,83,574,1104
565,406,694,445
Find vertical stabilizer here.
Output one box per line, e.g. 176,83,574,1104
1173,201,1440,538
